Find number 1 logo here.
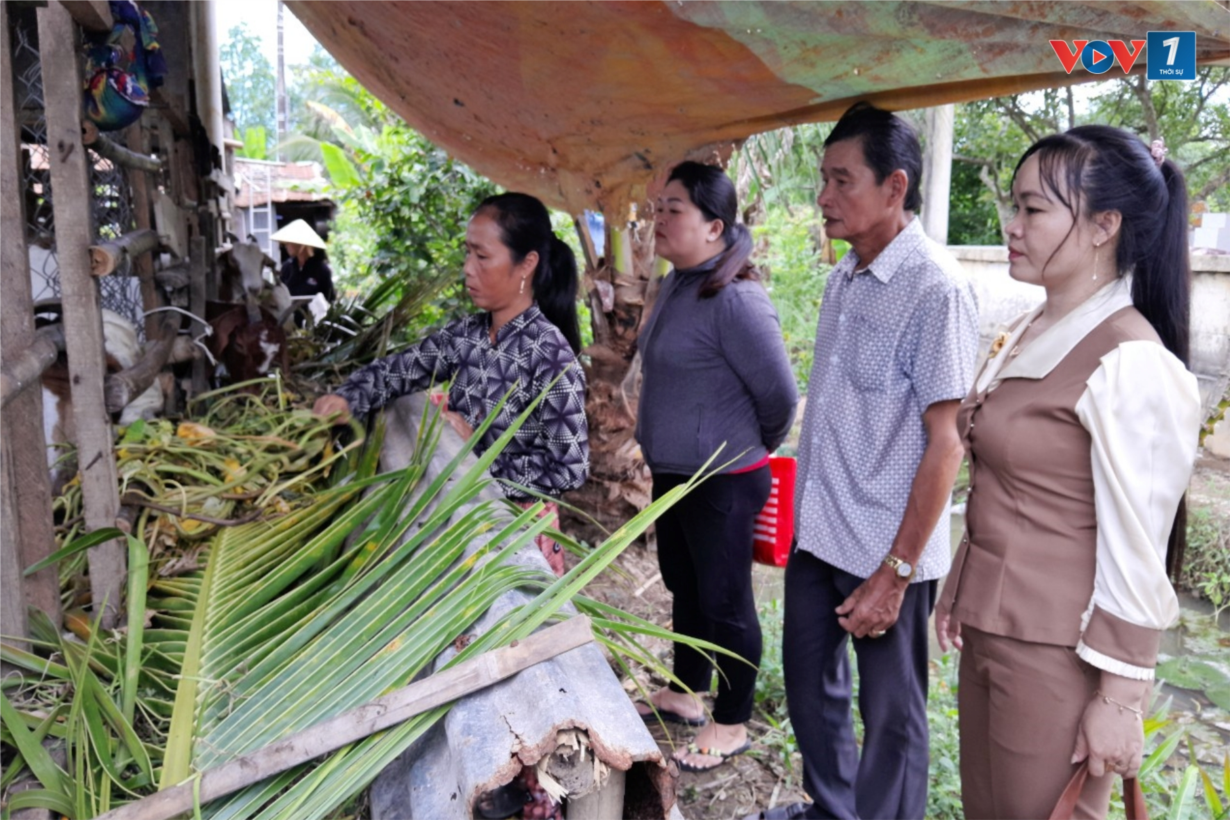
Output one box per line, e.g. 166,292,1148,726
1146,32,1197,80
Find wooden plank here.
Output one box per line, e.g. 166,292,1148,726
1,0,60,638
38,1,123,628
60,0,111,32
94,616,596,820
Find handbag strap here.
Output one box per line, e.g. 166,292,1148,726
1049,763,1148,820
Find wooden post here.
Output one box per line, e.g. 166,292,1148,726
1,0,61,641
104,312,180,412
921,104,955,246
81,126,163,173
188,237,209,396
0,325,64,408
125,124,160,339
88,228,160,276
60,0,112,32
38,0,124,628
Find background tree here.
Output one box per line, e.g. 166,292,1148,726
949,69,1230,244
220,23,276,158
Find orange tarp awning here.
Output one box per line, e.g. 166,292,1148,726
287,1,1230,213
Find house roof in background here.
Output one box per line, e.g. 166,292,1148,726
287,1,1230,214
232,158,334,207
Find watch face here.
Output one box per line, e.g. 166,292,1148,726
897,562,913,578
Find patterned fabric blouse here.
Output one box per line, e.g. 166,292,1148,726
335,305,589,500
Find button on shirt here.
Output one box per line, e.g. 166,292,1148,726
794,218,979,581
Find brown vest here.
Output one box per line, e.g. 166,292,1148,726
939,307,1160,647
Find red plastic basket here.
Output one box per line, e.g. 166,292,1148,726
753,456,796,567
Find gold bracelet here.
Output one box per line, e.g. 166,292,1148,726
1094,690,1143,720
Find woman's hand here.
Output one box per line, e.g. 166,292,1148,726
312,394,351,425
441,407,475,440
935,603,963,652
431,391,474,440
1071,678,1149,779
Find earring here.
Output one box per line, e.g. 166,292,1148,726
519,276,526,295
1093,243,1100,282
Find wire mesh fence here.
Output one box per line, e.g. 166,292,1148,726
11,8,147,340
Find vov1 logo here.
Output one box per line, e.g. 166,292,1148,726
1049,33,1198,80
1049,39,1145,75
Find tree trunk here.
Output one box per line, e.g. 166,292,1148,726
563,216,663,545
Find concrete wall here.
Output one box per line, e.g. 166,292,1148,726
949,246,1230,458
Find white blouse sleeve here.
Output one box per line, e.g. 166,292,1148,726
1073,340,1200,679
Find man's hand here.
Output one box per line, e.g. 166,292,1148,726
312,394,351,425
836,565,907,638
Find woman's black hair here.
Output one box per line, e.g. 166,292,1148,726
1013,124,1192,578
824,101,924,213
475,192,582,353
666,161,758,298
1012,125,1190,365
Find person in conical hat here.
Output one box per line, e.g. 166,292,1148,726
272,219,335,303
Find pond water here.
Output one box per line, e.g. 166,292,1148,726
750,509,1230,762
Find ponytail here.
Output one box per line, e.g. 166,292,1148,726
1148,159,1191,582
1131,158,1190,366
534,236,582,353
667,161,760,298
699,222,758,299
1015,125,1194,580
475,192,582,353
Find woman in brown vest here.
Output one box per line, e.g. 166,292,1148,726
935,126,1201,820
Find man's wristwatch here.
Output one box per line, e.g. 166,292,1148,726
883,553,915,581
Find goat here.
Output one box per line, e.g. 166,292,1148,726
218,233,277,303
40,307,165,488
204,301,291,387
207,234,295,391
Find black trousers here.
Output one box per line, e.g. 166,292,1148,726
783,549,937,820
651,467,771,726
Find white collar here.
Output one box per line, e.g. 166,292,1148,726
976,276,1133,393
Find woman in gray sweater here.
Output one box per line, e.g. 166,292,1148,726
634,161,798,773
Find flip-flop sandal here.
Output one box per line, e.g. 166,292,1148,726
634,700,707,727
674,740,752,773
741,802,818,820
474,782,531,819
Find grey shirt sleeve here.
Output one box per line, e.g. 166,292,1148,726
905,280,979,409
718,283,799,453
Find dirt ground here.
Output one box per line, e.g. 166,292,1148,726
584,457,1230,820
586,542,807,820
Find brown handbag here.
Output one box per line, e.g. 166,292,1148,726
1048,762,1149,820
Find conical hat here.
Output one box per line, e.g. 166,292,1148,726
270,219,326,249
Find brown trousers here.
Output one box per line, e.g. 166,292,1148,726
959,627,1114,820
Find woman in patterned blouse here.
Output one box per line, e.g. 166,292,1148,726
313,193,589,576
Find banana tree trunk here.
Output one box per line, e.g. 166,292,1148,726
564,217,668,545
